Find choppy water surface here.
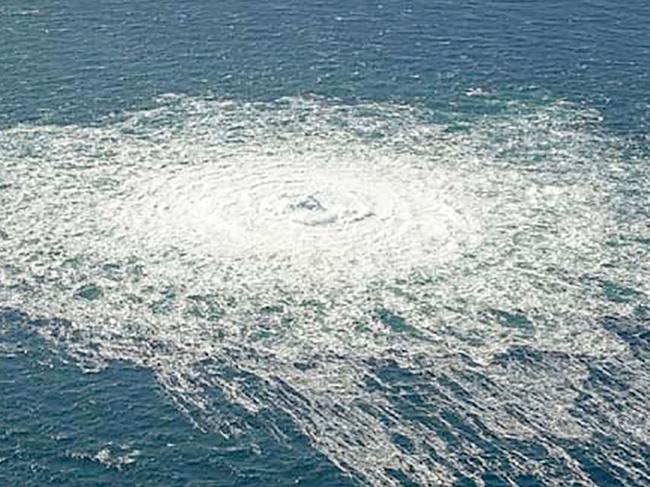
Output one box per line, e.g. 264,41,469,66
1,1,649,486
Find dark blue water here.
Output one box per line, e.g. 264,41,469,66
1,1,649,486
1,1,648,134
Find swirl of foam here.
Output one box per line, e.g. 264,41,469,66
108,151,481,282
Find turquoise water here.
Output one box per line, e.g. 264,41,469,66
1,1,649,485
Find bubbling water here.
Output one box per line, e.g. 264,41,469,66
1,95,648,485
105,149,482,285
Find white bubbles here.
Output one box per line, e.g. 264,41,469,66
1,95,648,485
105,150,482,286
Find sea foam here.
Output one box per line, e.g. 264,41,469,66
1,95,648,485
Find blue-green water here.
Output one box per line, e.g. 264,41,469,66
1,1,649,486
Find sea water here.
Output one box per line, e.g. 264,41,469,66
1,1,649,486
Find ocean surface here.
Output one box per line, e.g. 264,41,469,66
1,1,649,485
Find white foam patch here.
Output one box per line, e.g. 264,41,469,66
107,152,480,283
0,95,648,485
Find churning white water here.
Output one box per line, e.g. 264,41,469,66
0,95,648,485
